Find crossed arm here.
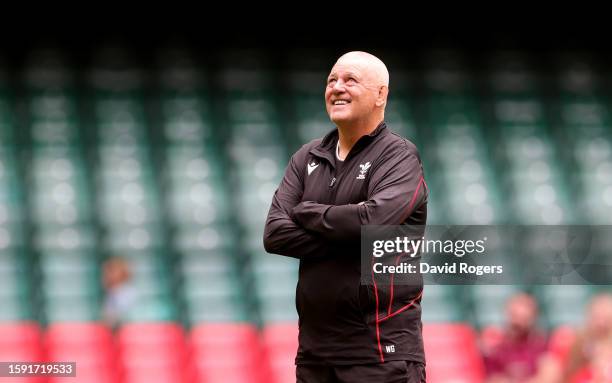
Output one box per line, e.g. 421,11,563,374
263,152,329,259
263,146,426,258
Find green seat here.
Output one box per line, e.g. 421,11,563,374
30,148,91,224
103,224,164,252
26,82,78,143
124,296,178,322
470,285,520,328
183,275,243,302
254,271,298,297
34,225,96,251
172,224,234,253
97,173,162,225
0,224,25,249
44,296,101,322
0,96,15,145
289,70,328,98
293,95,332,144
0,269,30,299
161,96,213,145
0,296,33,321
386,97,418,144
129,273,172,299
536,285,594,328
259,294,298,322
421,285,465,323
119,250,168,273
165,168,229,226
39,250,99,297
186,297,248,323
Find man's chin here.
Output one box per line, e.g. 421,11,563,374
330,114,355,126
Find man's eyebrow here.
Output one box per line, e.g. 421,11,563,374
327,71,361,81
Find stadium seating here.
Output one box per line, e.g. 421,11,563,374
191,323,265,383
262,323,299,383
424,323,486,382
45,322,117,382
0,47,610,382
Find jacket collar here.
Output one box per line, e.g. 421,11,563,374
310,121,388,165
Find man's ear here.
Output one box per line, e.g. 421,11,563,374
375,85,388,107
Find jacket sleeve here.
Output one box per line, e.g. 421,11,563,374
263,148,329,258
291,144,426,241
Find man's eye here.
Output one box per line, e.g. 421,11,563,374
347,78,357,84
328,79,336,85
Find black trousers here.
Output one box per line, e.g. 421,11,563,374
296,361,426,383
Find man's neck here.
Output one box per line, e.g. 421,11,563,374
336,119,383,160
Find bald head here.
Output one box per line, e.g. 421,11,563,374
325,51,390,130
335,51,389,88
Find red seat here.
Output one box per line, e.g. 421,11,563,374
197,367,255,383
191,322,258,346
118,322,184,347
423,323,485,383
426,367,485,383
45,322,113,347
191,322,259,361
118,323,195,382
47,367,117,383
262,323,298,383
0,322,41,347
123,367,192,383
548,325,577,363
262,322,298,347
45,322,117,378
120,346,186,368
0,377,45,383
191,323,265,382
0,337,45,383
47,347,114,371
0,347,44,361
424,323,476,342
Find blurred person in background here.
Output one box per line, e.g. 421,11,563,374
484,293,552,383
565,293,612,382
569,335,612,383
102,256,136,328
264,51,428,382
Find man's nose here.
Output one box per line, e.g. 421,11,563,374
332,79,346,92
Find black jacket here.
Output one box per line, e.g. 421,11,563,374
264,122,428,365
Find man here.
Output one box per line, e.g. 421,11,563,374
264,51,428,382
484,293,550,383
101,256,136,328
565,293,612,382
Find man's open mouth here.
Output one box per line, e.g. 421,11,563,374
333,100,351,105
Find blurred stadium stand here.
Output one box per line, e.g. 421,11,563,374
0,43,611,382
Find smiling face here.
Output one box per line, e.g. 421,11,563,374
325,52,389,128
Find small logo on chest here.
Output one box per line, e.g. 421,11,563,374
356,162,371,180
307,162,319,175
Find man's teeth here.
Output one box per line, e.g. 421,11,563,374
334,100,349,105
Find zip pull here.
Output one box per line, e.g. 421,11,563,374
329,177,336,188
